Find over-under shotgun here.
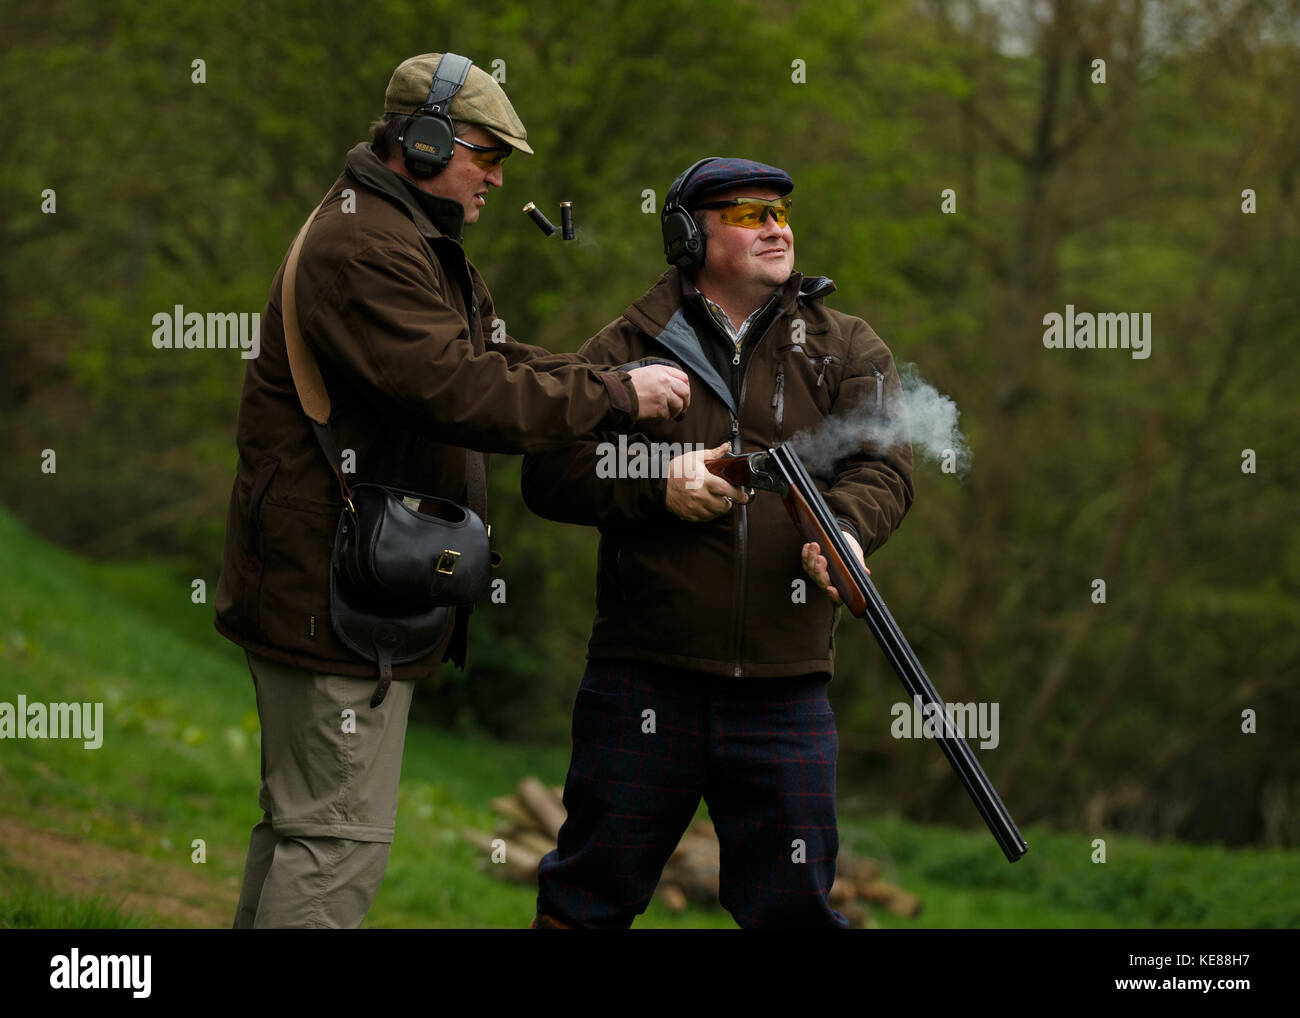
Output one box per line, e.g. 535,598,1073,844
710,444,1028,863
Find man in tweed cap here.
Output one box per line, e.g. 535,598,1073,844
372,53,533,223
221,53,689,928
522,156,914,928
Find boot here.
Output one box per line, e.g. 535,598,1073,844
529,911,573,929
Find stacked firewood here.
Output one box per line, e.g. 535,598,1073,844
460,776,921,928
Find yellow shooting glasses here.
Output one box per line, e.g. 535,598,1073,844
454,137,512,169
694,196,792,229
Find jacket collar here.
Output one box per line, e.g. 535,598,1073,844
344,142,467,243
624,267,836,335
621,268,837,415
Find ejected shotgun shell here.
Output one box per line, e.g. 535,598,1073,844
560,201,575,240
522,201,557,236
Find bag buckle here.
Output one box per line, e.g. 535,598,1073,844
436,549,461,575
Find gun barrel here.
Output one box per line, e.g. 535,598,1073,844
768,443,1028,863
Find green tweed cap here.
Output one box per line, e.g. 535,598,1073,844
384,53,533,155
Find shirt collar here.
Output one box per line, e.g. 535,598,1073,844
680,276,780,343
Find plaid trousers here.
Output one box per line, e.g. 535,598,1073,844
536,658,847,929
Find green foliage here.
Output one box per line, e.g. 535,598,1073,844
0,867,147,930
854,816,1300,929
2,0,1298,845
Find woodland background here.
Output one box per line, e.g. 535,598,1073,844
2,0,1297,855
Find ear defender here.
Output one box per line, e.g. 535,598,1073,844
661,157,719,273
399,53,473,179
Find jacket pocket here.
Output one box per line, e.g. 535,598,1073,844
775,344,840,422
813,354,841,391
867,360,884,412
243,455,280,637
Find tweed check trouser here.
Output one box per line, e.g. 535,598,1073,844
537,658,847,929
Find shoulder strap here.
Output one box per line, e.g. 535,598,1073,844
283,200,331,423
281,199,354,508
280,192,487,522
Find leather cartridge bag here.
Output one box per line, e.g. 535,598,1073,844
335,485,490,612
280,199,491,708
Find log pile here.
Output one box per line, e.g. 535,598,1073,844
460,776,921,928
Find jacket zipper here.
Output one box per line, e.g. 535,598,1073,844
729,298,785,679
729,410,747,678
702,302,742,366
772,367,785,443
815,355,839,388
698,289,786,679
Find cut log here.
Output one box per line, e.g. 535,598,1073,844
460,827,542,884
665,837,719,900
829,877,858,906
517,777,566,839
837,855,880,885
656,882,688,913
861,880,922,918
511,829,558,860
490,795,535,830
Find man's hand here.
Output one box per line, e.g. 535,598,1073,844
666,443,749,521
801,531,868,604
628,365,691,420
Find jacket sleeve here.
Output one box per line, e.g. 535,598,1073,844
521,323,671,527
821,319,915,557
304,243,638,454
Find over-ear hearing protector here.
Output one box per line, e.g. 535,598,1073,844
661,157,720,273
399,53,473,178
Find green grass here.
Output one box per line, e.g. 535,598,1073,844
0,862,146,929
0,505,1295,928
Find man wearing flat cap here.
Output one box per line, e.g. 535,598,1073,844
522,157,914,928
217,53,689,928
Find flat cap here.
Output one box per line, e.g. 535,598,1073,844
680,157,793,208
384,53,533,154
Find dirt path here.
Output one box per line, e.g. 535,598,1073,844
0,815,231,927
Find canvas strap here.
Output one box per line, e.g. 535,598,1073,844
279,194,485,517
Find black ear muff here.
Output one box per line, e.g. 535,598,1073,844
401,114,457,178
661,157,719,273
400,52,473,179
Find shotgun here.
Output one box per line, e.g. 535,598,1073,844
709,443,1028,863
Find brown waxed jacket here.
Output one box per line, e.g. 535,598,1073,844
214,143,641,678
521,267,914,678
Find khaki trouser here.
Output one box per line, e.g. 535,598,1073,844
232,650,414,928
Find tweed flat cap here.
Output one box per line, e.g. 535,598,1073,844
680,157,793,208
384,53,533,154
